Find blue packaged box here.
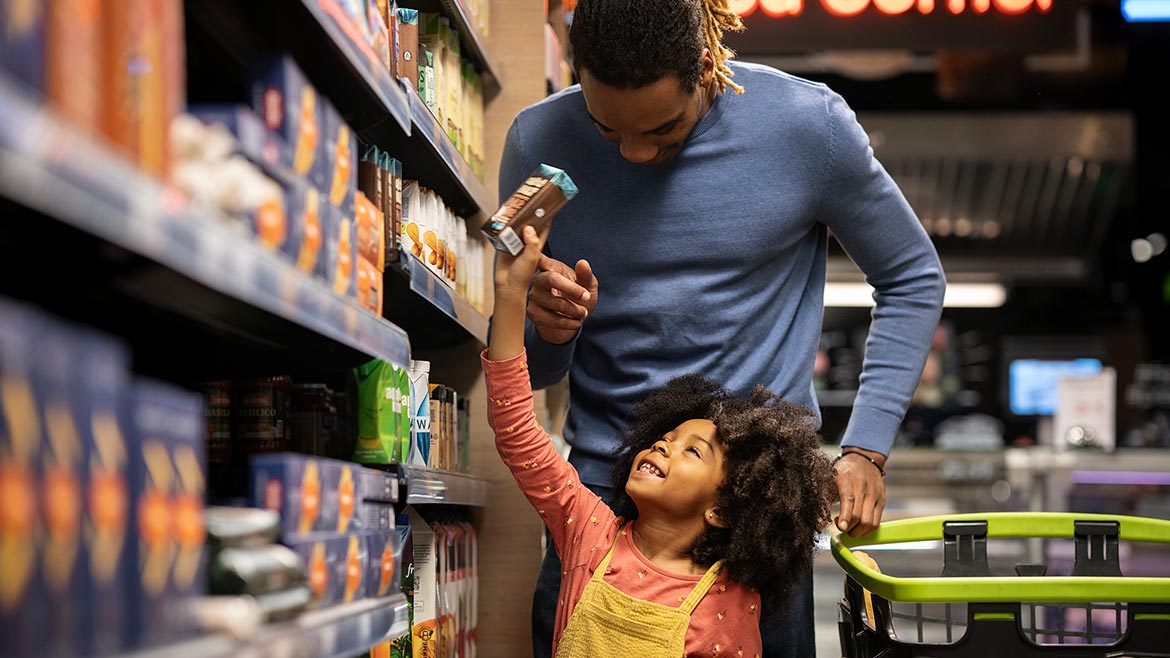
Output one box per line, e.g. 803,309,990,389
0,299,49,658
317,199,340,285
251,56,326,189
72,328,134,656
320,98,357,217
253,454,388,539
326,204,358,299
128,379,207,649
367,530,403,599
286,177,322,275
37,322,90,658
287,532,369,609
359,501,396,531
187,104,294,184
0,0,45,92
359,467,398,503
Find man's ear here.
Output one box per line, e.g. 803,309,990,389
698,48,716,86
705,506,729,529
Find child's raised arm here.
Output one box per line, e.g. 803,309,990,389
488,225,550,361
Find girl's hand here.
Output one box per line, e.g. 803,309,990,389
494,225,550,299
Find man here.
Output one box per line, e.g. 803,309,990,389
495,0,946,655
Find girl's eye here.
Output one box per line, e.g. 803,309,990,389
687,447,702,458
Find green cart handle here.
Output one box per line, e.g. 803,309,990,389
831,512,1170,604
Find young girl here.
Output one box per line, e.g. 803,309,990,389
484,226,838,657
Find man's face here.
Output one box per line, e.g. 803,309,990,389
578,65,711,166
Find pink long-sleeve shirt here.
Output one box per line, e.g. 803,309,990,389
483,350,763,657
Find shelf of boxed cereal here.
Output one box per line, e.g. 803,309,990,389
0,73,412,372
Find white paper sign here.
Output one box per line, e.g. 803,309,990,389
1055,368,1117,452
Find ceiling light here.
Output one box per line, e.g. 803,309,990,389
1148,232,1166,256
1132,238,1154,263
824,282,1007,308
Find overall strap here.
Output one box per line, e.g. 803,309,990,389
588,528,624,584
678,560,724,614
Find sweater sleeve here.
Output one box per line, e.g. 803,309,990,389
481,349,614,555
494,116,579,390
817,90,947,457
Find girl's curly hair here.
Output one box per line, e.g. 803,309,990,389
609,375,836,616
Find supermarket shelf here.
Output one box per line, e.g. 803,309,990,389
185,0,491,218
300,0,412,134
0,75,411,373
416,0,503,98
124,595,408,658
400,465,489,506
387,251,490,345
404,81,495,216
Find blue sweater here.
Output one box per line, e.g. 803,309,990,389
498,62,946,487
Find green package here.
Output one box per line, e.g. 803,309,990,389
418,47,436,113
354,358,400,463
396,366,412,464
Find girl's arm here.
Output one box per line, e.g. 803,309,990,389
484,226,613,555
489,226,551,361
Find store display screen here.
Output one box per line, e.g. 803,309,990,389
1008,358,1103,416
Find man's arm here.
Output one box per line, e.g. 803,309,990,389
818,90,947,535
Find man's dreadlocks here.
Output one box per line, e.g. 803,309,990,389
568,0,745,94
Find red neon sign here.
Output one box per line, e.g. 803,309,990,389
729,0,1051,17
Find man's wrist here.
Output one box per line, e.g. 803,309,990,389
840,445,888,469
535,326,577,346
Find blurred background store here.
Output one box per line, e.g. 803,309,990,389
716,1,1170,653
1,1,1168,657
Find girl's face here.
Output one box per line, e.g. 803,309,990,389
626,418,728,523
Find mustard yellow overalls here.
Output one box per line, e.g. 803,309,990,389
555,530,724,658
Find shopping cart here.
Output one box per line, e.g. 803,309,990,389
832,512,1170,657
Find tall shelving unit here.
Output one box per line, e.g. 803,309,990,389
0,0,508,655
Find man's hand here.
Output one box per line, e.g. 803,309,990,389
834,447,887,537
528,255,598,345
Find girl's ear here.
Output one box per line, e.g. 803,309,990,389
704,507,729,529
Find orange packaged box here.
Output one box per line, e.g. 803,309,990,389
101,0,185,177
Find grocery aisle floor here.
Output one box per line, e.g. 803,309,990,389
813,553,847,657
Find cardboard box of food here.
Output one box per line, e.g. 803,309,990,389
481,165,578,255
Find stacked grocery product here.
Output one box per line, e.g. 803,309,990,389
0,297,206,658
353,358,471,472
414,10,487,178
374,508,478,658
3,3,491,657
170,54,373,309
249,454,404,610
0,0,185,177
396,176,488,312
332,0,489,177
